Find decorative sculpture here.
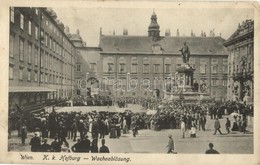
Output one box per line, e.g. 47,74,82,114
179,42,190,63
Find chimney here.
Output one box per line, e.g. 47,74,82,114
176,29,180,37
165,29,171,36
204,32,206,37
191,30,193,37
77,29,80,35
65,26,70,34
201,30,203,37
58,22,65,32
113,30,115,35
123,29,128,35
100,27,102,36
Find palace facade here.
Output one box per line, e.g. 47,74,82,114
223,20,254,104
9,7,76,111
97,12,228,99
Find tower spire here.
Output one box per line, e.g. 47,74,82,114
148,11,160,42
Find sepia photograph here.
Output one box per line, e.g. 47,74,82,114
1,1,260,164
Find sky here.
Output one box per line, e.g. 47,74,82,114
53,7,254,47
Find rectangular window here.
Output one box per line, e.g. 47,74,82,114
41,30,44,44
40,50,44,68
19,68,23,80
212,79,218,86
90,63,96,72
45,74,48,83
35,26,38,40
19,38,24,61
35,46,38,66
223,58,228,63
154,64,160,73
211,58,218,63
76,64,81,72
10,7,14,23
49,55,52,70
143,64,149,74
9,66,14,79
28,43,32,64
45,34,48,46
27,70,31,81
45,52,48,68
49,38,52,49
223,65,228,74
165,64,171,73
223,79,227,86
212,65,218,74
9,35,14,58
108,63,113,73
20,14,24,29
40,73,43,82
119,63,125,73
28,21,32,35
200,65,206,74
131,64,138,73
34,71,38,82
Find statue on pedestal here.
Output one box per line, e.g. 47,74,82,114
179,42,190,63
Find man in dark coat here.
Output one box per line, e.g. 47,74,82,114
71,138,82,152
29,133,41,152
70,119,77,141
20,122,27,144
225,118,231,134
99,139,110,153
91,137,98,153
80,136,91,152
41,139,51,152
205,143,219,154
50,136,61,152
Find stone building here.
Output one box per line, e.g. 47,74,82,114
97,12,228,99
68,29,102,97
223,20,254,104
9,7,76,111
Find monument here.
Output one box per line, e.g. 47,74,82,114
164,42,210,101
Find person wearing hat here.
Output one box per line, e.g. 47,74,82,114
166,134,174,153
29,133,41,152
20,122,27,144
50,136,61,152
41,138,51,152
71,138,82,152
71,119,78,141
99,139,110,153
205,143,219,154
213,117,222,135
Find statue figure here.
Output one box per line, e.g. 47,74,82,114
179,42,190,63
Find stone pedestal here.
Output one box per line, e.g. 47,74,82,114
164,63,210,101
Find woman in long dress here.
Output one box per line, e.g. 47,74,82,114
189,120,197,138
180,120,186,138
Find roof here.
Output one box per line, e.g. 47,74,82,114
224,20,254,46
68,34,82,41
9,86,57,93
99,35,227,55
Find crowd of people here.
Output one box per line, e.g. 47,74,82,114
9,95,253,153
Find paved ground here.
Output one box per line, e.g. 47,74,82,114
8,105,254,154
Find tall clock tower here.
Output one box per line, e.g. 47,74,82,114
148,11,160,42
